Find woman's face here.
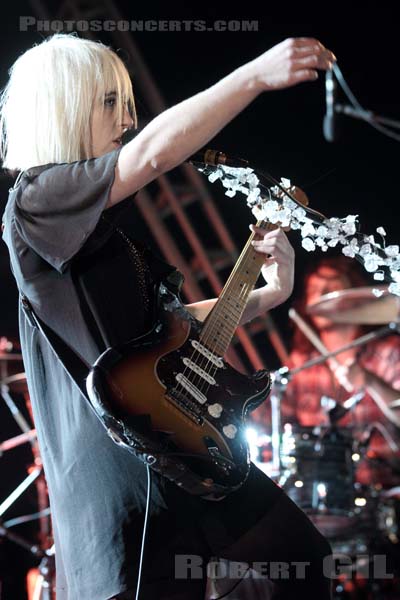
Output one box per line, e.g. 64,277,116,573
90,91,133,158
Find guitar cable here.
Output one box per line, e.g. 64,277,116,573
135,463,152,600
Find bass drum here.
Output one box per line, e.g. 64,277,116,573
279,424,359,538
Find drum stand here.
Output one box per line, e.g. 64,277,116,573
269,367,290,475
0,348,54,600
0,521,55,600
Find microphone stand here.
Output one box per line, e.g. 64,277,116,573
335,103,400,129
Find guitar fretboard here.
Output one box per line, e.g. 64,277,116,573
199,220,270,356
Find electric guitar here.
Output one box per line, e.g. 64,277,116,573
86,178,307,499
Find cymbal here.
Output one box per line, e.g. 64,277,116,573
307,286,400,325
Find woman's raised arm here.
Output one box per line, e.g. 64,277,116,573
108,37,335,206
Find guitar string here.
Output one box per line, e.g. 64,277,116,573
174,237,264,411
172,170,298,436
171,244,257,414
195,254,260,398
195,218,271,374
195,250,255,372
175,219,270,402
188,219,275,403
172,219,276,422
173,225,259,396
197,256,257,376
171,263,253,415
180,228,259,386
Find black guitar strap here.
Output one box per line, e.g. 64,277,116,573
20,294,92,404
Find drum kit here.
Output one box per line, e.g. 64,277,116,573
250,286,400,598
0,338,55,600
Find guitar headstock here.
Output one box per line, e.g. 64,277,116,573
276,184,309,208
255,182,309,232
198,161,326,228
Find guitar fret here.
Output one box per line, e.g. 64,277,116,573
203,329,232,346
201,230,266,356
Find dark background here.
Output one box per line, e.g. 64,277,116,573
1,2,400,598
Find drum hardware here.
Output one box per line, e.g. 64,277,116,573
267,325,392,476
288,322,398,376
0,466,42,518
1,373,32,439
0,445,54,600
1,360,54,599
376,496,399,544
357,422,400,454
0,352,23,361
0,337,23,384
322,393,365,425
272,381,399,543
265,291,400,547
382,486,400,498
0,519,55,600
0,518,46,556
278,423,360,536
0,429,37,455
2,508,52,529
249,287,400,597
268,369,288,476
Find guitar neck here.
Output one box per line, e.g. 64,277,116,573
199,220,268,356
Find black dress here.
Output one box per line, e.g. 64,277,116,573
2,149,331,600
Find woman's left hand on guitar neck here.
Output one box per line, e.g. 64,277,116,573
242,225,295,322
186,225,294,324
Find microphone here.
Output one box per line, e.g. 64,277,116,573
323,69,338,142
188,148,249,168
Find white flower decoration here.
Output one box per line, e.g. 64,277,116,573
199,165,400,297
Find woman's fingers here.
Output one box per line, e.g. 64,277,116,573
292,51,335,71
252,37,336,91
250,227,294,262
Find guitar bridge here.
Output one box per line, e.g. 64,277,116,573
165,389,204,425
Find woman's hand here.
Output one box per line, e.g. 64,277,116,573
251,225,295,304
245,37,336,92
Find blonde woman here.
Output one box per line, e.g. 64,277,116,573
1,34,335,600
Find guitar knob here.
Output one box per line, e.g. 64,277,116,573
223,424,237,439
208,403,223,418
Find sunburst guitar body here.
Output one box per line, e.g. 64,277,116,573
87,282,271,499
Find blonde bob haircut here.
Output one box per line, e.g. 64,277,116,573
0,33,137,171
